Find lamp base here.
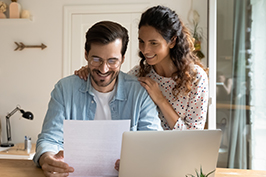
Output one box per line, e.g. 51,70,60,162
0,143,14,147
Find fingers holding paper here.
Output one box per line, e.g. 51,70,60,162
114,159,120,171
39,151,74,177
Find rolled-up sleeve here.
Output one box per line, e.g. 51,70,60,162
137,92,163,131
33,82,65,166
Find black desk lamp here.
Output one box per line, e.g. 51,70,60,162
1,106,34,147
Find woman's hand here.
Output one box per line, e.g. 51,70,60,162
74,65,89,81
138,76,179,129
138,77,165,105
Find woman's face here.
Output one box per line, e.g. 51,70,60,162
138,25,174,66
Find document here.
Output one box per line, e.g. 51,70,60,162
64,120,130,177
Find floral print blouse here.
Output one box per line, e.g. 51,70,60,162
128,65,208,130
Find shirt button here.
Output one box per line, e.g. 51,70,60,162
91,101,94,104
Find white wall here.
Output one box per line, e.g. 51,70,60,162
0,0,208,145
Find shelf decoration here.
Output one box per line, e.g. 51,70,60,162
14,42,47,51
21,9,30,19
0,0,32,20
0,1,7,18
190,10,205,60
9,0,21,18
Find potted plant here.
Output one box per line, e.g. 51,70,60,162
190,10,205,60
186,166,215,177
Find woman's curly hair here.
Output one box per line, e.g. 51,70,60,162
138,5,208,97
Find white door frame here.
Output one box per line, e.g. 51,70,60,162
208,0,217,129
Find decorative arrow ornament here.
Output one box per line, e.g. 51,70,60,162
14,42,47,51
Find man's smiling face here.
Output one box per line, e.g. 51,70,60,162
85,39,124,93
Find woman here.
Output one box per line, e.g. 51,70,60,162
75,5,208,130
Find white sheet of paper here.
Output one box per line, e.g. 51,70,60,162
64,120,130,177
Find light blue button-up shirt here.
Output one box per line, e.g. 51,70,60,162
33,72,162,166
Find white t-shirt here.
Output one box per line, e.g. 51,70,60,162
92,86,116,120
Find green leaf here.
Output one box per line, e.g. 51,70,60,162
185,166,215,177
195,169,200,177
205,169,216,177
186,174,195,177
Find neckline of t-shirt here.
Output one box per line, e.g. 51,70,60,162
92,84,117,101
151,67,173,81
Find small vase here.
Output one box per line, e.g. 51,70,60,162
21,10,30,19
9,1,21,18
0,12,6,18
194,40,201,51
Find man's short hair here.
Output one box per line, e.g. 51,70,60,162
84,21,129,57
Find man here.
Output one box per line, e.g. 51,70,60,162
33,21,162,176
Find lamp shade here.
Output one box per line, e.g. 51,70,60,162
20,110,34,120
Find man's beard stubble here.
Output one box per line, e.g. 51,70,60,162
89,68,119,88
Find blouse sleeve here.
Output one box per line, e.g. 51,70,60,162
127,65,140,77
173,66,208,130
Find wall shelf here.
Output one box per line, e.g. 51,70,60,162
0,18,33,24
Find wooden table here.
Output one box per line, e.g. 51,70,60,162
0,143,36,160
215,168,266,177
1,159,266,177
0,159,44,177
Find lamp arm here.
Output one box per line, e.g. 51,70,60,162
6,118,12,141
5,106,21,142
6,106,20,119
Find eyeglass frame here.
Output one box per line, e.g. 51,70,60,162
88,56,122,69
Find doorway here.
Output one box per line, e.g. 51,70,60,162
63,4,149,77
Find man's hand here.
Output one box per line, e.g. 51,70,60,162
114,159,120,171
39,151,74,177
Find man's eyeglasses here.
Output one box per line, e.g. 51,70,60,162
89,57,121,69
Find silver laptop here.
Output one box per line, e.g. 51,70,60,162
119,130,222,177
